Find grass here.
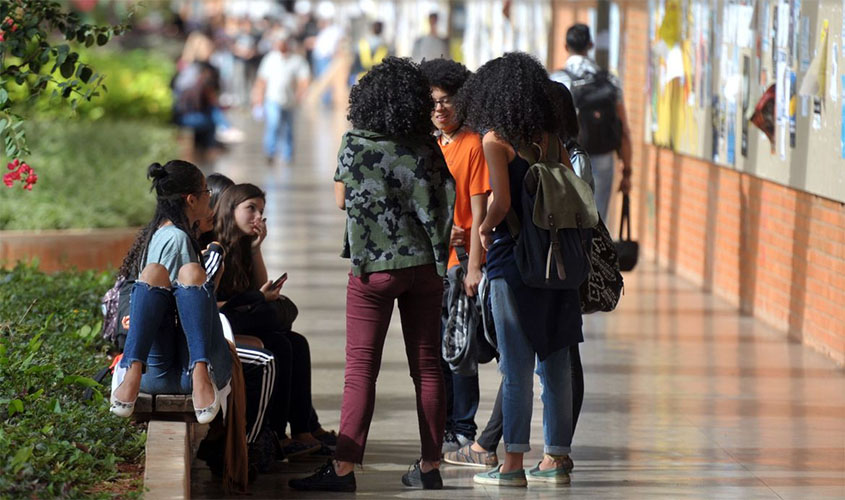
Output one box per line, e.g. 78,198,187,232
0,263,145,498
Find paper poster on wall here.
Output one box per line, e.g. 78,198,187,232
750,83,776,150
799,20,829,99
776,49,788,123
790,0,801,65
742,54,751,157
776,0,790,48
829,44,839,103
761,0,771,53
789,70,797,148
736,4,755,48
728,100,736,164
841,75,845,158
800,16,811,72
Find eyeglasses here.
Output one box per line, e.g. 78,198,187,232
198,188,212,196
433,97,453,108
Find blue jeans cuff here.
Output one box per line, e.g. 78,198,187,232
505,443,531,453
545,445,572,455
119,356,144,370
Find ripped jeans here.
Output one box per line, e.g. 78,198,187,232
119,281,232,394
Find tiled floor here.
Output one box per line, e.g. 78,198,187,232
191,108,845,499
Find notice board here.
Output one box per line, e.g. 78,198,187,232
647,0,845,203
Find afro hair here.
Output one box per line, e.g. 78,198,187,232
419,58,472,97
457,52,556,147
347,57,434,137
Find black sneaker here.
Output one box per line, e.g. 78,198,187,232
401,459,443,490
289,460,356,492
288,443,334,462
313,429,338,448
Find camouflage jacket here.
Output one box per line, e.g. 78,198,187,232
334,129,456,277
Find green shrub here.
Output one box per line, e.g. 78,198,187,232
0,118,180,230
0,264,144,498
6,47,175,123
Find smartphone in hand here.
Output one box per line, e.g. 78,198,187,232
271,272,288,290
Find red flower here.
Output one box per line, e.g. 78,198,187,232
0,31,4,42
12,159,20,167
6,163,14,171
8,168,20,181
23,183,33,191
26,174,37,184
19,164,30,175
3,173,13,187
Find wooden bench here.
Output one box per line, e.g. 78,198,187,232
134,394,199,500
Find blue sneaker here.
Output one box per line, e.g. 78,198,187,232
473,465,527,487
526,461,571,484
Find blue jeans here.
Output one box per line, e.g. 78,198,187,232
491,278,573,455
120,281,232,394
591,152,615,221
263,102,294,162
442,360,480,439
312,55,333,106
178,107,231,131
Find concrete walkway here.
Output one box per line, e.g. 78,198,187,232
191,107,845,499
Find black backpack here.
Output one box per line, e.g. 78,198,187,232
565,69,622,155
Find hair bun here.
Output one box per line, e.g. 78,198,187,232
147,162,167,180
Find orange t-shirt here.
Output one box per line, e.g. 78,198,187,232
438,129,492,269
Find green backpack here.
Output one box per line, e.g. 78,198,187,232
506,138,598,289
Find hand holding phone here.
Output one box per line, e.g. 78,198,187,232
271,272,288,290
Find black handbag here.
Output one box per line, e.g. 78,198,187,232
614,194,639,272
579,217,623,313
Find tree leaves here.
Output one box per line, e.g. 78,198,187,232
0,0,133,163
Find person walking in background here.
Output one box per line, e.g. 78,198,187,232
310,7,344,106
412,12,450,62
419,58,492,460
550,23,632,221
289,57,455,493
349,20,391,85
460,52,581,487
252,34,310,166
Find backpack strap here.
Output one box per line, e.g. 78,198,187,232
455,245,470,274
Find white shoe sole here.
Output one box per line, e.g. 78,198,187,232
443,455,497,468
473,475,527,487
526,473,571,484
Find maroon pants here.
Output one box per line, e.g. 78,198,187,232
336,264,446,464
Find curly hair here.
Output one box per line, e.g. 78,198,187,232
347,57,433,136
419,58,471,97
457,52,556,147
545,80,580,139
118,160,204,279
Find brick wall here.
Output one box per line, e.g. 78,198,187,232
551,1,844,364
